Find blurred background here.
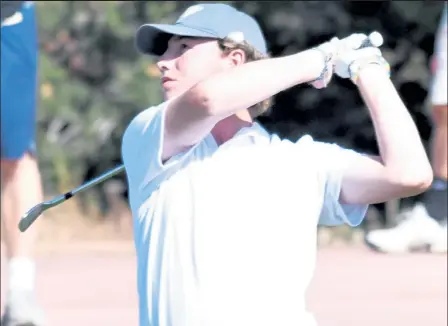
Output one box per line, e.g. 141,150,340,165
1,1,447,326
32,1,444,234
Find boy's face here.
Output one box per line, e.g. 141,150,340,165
156,36,242,100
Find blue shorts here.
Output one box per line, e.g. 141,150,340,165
1,2,38,160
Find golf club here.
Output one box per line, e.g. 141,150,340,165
17,33,382,234
18,164,126,233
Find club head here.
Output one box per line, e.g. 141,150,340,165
18,204,46,232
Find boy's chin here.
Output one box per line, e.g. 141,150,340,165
163,88,186,101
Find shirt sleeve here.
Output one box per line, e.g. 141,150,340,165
1,1,24,23
121,100,200,196
312,141,369,227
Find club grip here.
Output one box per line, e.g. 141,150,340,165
361,31,384,48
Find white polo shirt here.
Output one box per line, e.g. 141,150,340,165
122,101,368,326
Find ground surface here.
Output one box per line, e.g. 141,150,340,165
1,242,446,326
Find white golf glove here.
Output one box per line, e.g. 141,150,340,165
333,33,390,83
309,33,372,89
308,37,339,89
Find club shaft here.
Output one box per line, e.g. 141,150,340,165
18,164,126,232
66,164,125,198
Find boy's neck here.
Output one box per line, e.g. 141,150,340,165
211,110,253,145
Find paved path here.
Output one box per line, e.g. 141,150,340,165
1,244,446,326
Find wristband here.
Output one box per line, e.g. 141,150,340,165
308,47,334,88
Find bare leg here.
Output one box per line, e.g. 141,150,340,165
420,3,447,223
1,153,43,291
422,104,448,222
1,153,46,325
430,104,448,180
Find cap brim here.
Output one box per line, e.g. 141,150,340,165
136,24,217,56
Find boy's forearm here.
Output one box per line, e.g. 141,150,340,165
164,48,326,159
194,49,325,117
356,64,433,185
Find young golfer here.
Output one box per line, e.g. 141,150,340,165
122,3,433,325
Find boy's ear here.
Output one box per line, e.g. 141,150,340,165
225,48,247,67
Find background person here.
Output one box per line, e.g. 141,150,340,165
1,1,46,325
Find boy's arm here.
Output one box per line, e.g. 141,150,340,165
162,49,325,161
338,63,433,205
